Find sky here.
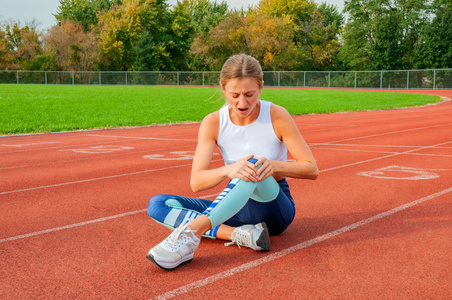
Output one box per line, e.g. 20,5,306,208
0,0,345,31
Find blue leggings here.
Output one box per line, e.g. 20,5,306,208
147,177,296,238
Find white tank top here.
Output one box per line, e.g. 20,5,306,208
217,100,287,165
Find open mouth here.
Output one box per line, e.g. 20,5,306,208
238,108,248,112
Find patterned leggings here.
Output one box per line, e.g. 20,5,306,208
147,177,296,238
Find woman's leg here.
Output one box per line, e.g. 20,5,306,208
147,194,222,238
195,175,281,232
147,160,284,269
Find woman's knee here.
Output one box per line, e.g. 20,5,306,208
147,194,171,219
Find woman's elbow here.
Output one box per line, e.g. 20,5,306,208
309,168,319,180
190,177,202,193
307,164,319,180
191,185,201,193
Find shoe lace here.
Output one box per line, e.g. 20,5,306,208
164,223,196,251
225,228,251,248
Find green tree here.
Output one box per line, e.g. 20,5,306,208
133,0,198,71
190,10,244,70
96,0,166,70
340,0,430,70
257,0,342,70
55,0,121,31
190,9,302,71
168,0,228,70
184,0,228,35
317,3,344,34
416,0,452,68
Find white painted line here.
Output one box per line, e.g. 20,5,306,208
152,187,452,300
0,209,147,243
0,163,191,195
0,142,59,148
59,145,134,154
87,134,197,142
311,142,452,149
0,193,219,243
0,159,224,195
312,146,452,158
1,141,450,195
322,123,452,144
318,140,452,173
0,145,197,170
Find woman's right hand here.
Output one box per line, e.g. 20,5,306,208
226,155,260,182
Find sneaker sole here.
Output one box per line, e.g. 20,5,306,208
146,252,193,271
255,222,271,251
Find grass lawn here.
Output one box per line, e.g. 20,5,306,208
0,84,441,134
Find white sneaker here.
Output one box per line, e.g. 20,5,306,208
225,222,270,251
146,223,200,270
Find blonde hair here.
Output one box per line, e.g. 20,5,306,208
219,54,264,90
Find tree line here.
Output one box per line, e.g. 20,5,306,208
1,0,451,72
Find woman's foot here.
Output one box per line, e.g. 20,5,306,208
225,222,270,251
146,223,200,270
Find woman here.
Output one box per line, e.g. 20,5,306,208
146,54,318,270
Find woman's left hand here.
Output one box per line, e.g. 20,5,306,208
254,157,274,181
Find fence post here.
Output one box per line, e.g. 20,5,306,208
328,72,331,88
16,71,19,84
45,71,48,85
407,71,409,89
433,69,436,89
202,72,205,86
303,72,306,87
380,71,383,89
354,72,357,88
177,72,179,86
99,72,101,85
278,71,281,87
125,71,128,86
72,71,74,85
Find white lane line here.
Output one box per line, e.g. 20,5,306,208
152,187,452,300
0,163,190,195
318,140,452,173
0,193,219,244
1,140,450,195
87,134,197,142
322,123,452,145
313,147,452,158
0,159,224,195
0,210,146,243
0,144,198,171
0,142,60,148
311,143,452,148
1,140,450,241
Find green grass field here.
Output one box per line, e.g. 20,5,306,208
0,84,441,134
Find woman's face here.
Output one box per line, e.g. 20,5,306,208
223,77,262,121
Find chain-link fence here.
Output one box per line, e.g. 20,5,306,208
1,69,451,89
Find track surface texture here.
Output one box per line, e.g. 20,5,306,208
1,89,451,299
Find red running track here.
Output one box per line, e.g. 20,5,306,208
1,89,451,299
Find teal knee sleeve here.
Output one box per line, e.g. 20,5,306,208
205,176,280,228
205,178,256,228
164,199,184,208
251,176,280,202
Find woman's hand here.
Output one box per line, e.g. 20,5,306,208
226,155,275,182
226,155,261,182
254,157,274,181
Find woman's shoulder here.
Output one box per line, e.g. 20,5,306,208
199,110,220,141
269,103,296,139
202,110,220,125
269,102,291,121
